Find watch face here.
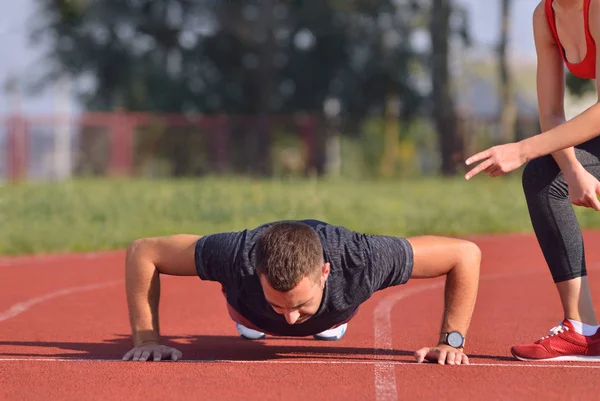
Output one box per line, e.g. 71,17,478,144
447,332,463,348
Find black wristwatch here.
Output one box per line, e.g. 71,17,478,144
439,331,465,348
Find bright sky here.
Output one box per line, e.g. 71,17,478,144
0,0,541,114
459,0,539,58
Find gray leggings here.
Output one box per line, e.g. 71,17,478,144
521,136,600,283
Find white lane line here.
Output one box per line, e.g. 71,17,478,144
0,358,599,368
0,275,181,323
372,265,600,401
373,281,443,401
0,280,123,322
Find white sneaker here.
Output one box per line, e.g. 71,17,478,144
236,323,266,340
313,323,348,341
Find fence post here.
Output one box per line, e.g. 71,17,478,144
108,111,135,177
6,114,29,183
53,76,72,180
213,114,230,174
299,114,317,176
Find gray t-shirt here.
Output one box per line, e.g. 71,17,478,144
194,219,413,337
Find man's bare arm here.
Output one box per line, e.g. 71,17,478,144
406,236,481,365
123,234,200,361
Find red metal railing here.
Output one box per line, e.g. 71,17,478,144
1,111,319,182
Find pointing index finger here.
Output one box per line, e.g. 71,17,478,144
465,149,492,166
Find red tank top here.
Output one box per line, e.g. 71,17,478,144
545,0,596,79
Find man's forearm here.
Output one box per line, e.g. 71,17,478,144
439,251,480,343
405,237,481,345
125,240,162,346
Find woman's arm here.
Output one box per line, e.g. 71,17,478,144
465,0,600,179
532,1,582,176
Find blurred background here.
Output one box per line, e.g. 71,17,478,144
1,0,599,255
6,0,597,182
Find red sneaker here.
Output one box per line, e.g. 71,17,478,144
511,319,600,362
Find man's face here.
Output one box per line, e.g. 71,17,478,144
259,263,330,325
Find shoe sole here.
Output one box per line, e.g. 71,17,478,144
511,350,600,362
236,323,266,340
313,325,347,341
240,334,266,340
313,335,343,341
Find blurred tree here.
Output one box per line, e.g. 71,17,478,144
32,0,436,176
498,0,516,143
31,0,205,112
428,0,470,175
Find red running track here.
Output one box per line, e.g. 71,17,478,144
1,232,600,400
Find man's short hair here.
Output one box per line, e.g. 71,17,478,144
256,221,324,292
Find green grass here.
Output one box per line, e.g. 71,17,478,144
1,176,599,256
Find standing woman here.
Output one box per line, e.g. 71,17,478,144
465,0,600,361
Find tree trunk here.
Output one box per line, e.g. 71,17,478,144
430,0,463,176
254,0,276,176
379,94,400,178
498,0,517,143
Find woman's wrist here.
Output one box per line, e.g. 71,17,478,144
561,161,586,180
